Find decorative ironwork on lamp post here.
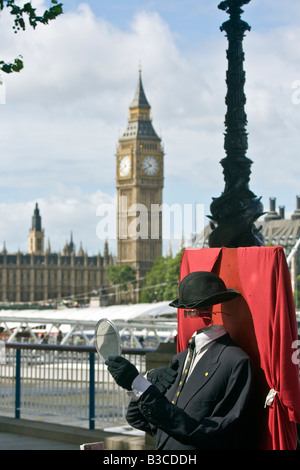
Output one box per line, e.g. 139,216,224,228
208,0,264,248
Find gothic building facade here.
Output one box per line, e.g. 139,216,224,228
116,70,164,299
0,203,113,305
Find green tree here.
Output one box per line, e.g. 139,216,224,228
0,0,63,73
140,249,183,303
106,265,137,292
139,256,167,303
294,274,300,309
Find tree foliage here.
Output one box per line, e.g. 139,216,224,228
139,249,183,303
294,274,300,309
106,265,137,292
0,0,63,73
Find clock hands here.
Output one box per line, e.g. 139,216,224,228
119,156,131,176
143,156,158,176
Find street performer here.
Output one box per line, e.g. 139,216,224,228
105,271,256,450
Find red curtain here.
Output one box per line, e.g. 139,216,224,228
176,246,300,450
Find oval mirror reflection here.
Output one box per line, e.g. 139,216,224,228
94,318,121,361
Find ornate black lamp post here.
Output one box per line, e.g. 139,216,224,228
208,0,264,248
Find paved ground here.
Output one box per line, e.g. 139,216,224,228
0,415,147,451
0,431,80,450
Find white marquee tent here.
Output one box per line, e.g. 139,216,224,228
0,301,177,345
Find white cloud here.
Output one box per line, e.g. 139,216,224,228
0,188,116,255
244,25,300,201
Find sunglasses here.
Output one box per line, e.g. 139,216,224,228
183,309,231,318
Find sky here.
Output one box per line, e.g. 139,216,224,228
0,0,300,256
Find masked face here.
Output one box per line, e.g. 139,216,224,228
184,306,213,319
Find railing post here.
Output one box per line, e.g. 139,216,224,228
89,352,95,430
15,349,21,419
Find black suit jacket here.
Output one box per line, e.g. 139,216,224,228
126,334,255,450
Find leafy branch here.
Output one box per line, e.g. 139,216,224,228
0,0,63,73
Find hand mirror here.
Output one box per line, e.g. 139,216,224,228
94,318,122,360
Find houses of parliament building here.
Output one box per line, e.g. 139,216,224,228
0,71,164,305
0,202,114,304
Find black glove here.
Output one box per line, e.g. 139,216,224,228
147,360,179,394
105,355,139,391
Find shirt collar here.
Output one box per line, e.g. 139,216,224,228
192,325,227,353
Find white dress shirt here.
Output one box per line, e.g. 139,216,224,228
186,324,227,379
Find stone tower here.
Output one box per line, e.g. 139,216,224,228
116,70,164,289
29,203,44,255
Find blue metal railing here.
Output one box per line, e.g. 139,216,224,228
89,351,95,430
15,348,21,420
1,343,153,430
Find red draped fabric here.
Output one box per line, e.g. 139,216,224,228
176,246,300,450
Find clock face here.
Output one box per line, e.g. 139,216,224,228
142,156,158,176
119,156,131,177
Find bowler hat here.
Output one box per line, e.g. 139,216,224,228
169,271,239,309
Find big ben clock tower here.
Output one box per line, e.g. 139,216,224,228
116,70,164,293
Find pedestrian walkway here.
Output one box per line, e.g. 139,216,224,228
0,431,80,450
0,415,148,451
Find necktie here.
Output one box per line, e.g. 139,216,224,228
171,336,195,405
